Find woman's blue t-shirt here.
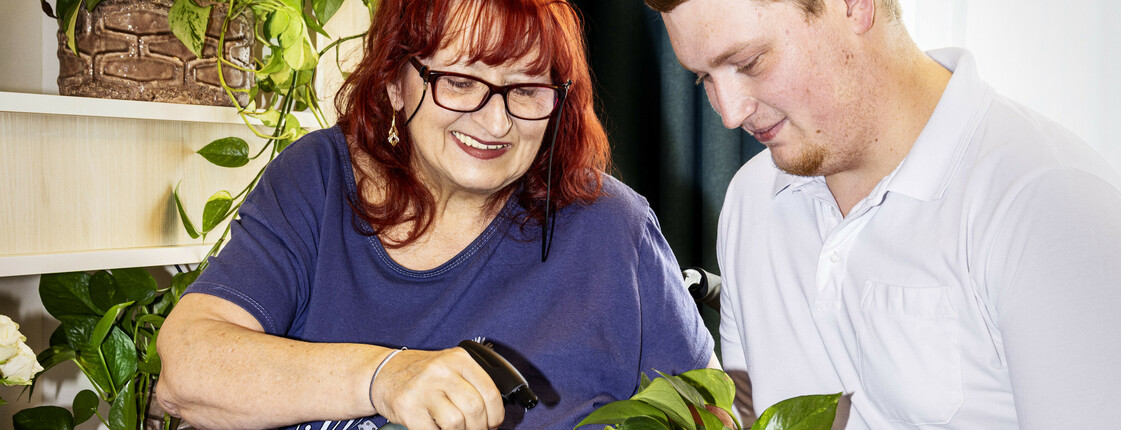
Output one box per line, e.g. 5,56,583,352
187,126,714,429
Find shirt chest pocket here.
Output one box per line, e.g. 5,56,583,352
856,280,963,425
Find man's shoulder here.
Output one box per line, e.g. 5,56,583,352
967,96,1120,190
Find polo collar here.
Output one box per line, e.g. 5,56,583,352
771,156,817,197
885,48,995,201
770,48,994,202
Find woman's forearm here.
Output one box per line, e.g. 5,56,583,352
156,294,391,429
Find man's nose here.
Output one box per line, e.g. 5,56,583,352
709,77,759,130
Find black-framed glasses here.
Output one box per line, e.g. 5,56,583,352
409,57,570,121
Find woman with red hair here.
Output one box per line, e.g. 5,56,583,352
156,1,716,429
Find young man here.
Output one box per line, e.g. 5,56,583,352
647,0,1121,427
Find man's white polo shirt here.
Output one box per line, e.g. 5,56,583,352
717,48,1121,428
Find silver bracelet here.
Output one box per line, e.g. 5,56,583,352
369,347,407,412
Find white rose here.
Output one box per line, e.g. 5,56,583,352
0,342,44,386
0,314,27,363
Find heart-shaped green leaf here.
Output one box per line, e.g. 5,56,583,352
752,393,841,430
102,327,138,392
198,137,251,168
170,269,202,305
111,268,159,306
169,0,212,57
39,272,99,320
73,389,100,425
312,0,345,27
55,0,82,55
263,8,291,41
278,11,306,49
173,182,201,239
276,113,305,152
13,406,75,430
201,190,233,234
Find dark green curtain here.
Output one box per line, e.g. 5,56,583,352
571,1,765,274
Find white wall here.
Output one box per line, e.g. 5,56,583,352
901,0,1121,174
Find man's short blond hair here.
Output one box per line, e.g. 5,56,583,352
644,0,901,21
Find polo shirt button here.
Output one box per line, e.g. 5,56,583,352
829,251,840,263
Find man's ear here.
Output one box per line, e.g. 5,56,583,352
843,0,876,34
386,79,405,111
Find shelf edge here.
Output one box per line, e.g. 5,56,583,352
0,91,319,126
0,245,213,277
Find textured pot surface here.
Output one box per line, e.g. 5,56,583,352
57,0,254,106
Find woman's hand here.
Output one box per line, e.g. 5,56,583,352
370,347,505,430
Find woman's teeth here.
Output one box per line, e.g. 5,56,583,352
454,131,508,150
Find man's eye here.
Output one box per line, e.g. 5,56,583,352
737,55,763,75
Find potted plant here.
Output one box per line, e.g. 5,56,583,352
39,0,375,255
14,1,373,427
169,0,376,259
577,368,840,430
41,0,256,106
12,268,199,429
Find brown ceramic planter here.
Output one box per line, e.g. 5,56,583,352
57,0,254,107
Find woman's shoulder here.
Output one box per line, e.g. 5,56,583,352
248,126,353,205
270,126,348,170
258,126,351,186
563,173,654,228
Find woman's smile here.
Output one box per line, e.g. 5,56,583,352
452,131,511,160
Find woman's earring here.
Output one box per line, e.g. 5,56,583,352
387,115,400,147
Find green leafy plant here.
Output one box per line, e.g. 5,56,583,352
166,0,376,267
13,268,199,429
40,0,99,56
39,0,375,266
577,368,840,430
23,1,375,427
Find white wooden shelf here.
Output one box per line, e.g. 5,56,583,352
0,245,213,277
0,91,319,126
0,93,274,276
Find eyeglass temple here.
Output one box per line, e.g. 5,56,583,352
541,80,571,262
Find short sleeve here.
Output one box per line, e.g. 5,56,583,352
983,168,1121,427
635,207,716,378
185,132,333,335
